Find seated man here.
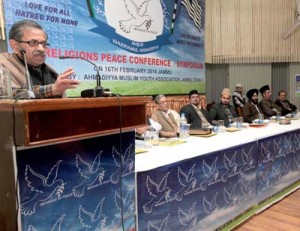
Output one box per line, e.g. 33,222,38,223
209,88,238,127
258,85,281,118
243,89,264,123
180,90,211,129
275,90,297,116
232,83,246,116
151,94,180,138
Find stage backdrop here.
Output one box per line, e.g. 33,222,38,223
3,0,205,97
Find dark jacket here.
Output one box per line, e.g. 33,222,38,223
180,104,212,129
243,101,264,123
275,99,297,116
208,103,238,127
259,98,282,118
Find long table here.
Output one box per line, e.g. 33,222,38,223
135,120,300,230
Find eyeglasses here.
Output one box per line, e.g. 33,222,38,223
17,40,50,48
159,101,168,105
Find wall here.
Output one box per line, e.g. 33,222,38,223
205,0,300,63
205,0,300,109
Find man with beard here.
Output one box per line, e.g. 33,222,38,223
0,19,80,98
180,90,212,129
232,83,246,116
208,88,237,127
259,85,282,118
243,89,264,123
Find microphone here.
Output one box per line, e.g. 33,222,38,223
14,49,40,99
59,56,109,97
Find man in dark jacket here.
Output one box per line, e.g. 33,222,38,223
180,90,212,129
275,90,297,116
243,89,264,123
209,88,238,127
259,85,281,118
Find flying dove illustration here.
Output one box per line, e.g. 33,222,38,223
178,202,197,230
148,214,171,231
110,189,134,227
203,192,218,214
259,141,272,165
221,152,238,182
73,152,105,197
283,159,292,174
241,147,254,171
79,198,107,230
175,164,197,201
114,189,134,216
283,135,293,154
272,138,283,158
110,145,134,184
28,225,37,231
258,170,270,193
293,133,300,152
240,181,254,201
21,160,65,216
271,164,282,184
293,155,300,169
223,184,238,205
143,173,171,213
29,214,66,231
119,0,153,33
199,158,219,191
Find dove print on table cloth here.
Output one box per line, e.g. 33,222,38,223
21,160,65,216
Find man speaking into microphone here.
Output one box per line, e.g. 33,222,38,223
0,19,80,98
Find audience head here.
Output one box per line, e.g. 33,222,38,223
188,89,200,106
154,94,169,112
259,85,272,99
220,88,231,105
9,19,48,67
277,90,287,101
199,94,207,109
235,83,243,93
246,89,259,104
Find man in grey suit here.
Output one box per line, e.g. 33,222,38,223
180,90,212,129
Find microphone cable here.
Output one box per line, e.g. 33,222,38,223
11,99,20,230
111,93,126,231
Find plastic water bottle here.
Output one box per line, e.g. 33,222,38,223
258,113,263,124
179,113,187,139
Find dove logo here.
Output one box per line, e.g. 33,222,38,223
106,0,163,42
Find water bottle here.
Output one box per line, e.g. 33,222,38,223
179,113,187,139
258,113,263,124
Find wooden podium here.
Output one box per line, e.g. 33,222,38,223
0,96,151,230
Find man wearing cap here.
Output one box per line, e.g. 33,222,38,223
259,85,281,118
151,94,180,138
208,88,238,127
180,90,212,129
232,83,246,116
243,89,264,123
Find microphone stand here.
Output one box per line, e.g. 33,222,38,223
81,63,105,98
59,56,109,97
14,49,40,99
